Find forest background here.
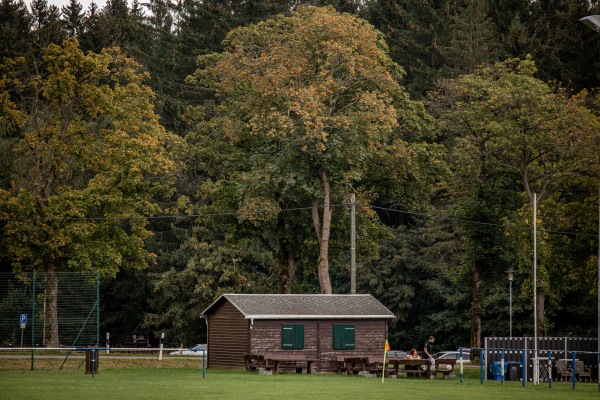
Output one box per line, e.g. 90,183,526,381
2,0,600,353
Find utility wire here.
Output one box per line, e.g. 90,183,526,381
1,202,597,238
370,204,598,238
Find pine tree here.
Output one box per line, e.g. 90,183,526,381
366,0,450,98
529,0,600,92
0,0,33,60
61,0,84,38
29,0,66,51
79,1,104,52
444,0,499,76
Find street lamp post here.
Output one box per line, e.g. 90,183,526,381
507,268,514,338
580,15,600,32
579,14,600,392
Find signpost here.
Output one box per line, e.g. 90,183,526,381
20,313,27,347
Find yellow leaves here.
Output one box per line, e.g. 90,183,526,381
237,196,280,226
189,4,421,197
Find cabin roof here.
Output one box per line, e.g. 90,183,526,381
201,294,395,320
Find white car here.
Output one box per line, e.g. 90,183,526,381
170,344,207,356
433,350,470,363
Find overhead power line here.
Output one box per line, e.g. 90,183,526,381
0,202,597,238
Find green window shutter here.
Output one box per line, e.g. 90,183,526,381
333,324,355,349
281,324,304,349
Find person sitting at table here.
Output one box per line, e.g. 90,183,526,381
405,348,420,374
406,348,420,360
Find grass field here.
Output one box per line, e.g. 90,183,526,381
0,359,598,400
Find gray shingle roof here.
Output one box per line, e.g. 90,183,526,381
202,294,395,319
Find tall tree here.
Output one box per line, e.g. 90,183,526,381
486,0,533,59
0,0,33,60
444,0,499,76
79,1,103,53
29,0,66,52
187,6,423,294
529,0,600,93
61,0,84,38
428,57,600,340
366,0,450,98
0,39,183,346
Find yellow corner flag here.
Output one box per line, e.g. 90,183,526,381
382,340,390,383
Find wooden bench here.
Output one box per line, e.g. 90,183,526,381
369,357,398,378
344,357,376,375
243,354,271,372
336,356,348,373
387,358,428,378
262,353,318,374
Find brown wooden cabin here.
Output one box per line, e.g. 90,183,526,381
201,294,395,372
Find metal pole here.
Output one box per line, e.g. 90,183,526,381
533,193,538,384
577,15,600,390
350,193,356,294
509,279,513,338
31,269,35,370
507,268,514,338
548,351,552,389
159,332,164,361
96,272,99,347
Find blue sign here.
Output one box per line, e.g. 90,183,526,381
20,314,27,324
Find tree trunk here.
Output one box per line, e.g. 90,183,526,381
537,290,546,336
276,248,297,294
285,257,297,294
44,262,60,347
311,170,333,294
470,261,482,351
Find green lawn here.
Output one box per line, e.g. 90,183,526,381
0,367,598,400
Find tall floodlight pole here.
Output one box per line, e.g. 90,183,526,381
578,14,600,392
507,268,514,338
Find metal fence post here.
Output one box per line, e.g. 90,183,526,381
480,348,485,384
31,269,36,370
572,352,577,390
548,351,552,389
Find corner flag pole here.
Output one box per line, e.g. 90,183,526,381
382,339,390,383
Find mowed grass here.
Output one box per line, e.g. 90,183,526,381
0,363,598,400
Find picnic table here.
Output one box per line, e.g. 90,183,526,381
386,358,428,378
337,356,456,379
387,358,456,379
338,356,381,375
243,353,318,374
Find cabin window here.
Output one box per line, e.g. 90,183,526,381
332,324,355,349
281,324,304,349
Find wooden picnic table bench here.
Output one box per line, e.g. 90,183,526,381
387,358,428,378
264,353,318,374
386,358,456,379
335,356,377,375
245,353,318,374
345,356,380,375
336,356,393,376
244,353,270,371
334,356,455,379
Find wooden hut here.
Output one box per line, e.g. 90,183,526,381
201,294,395,371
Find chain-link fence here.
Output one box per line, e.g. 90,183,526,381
0,271,99,347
